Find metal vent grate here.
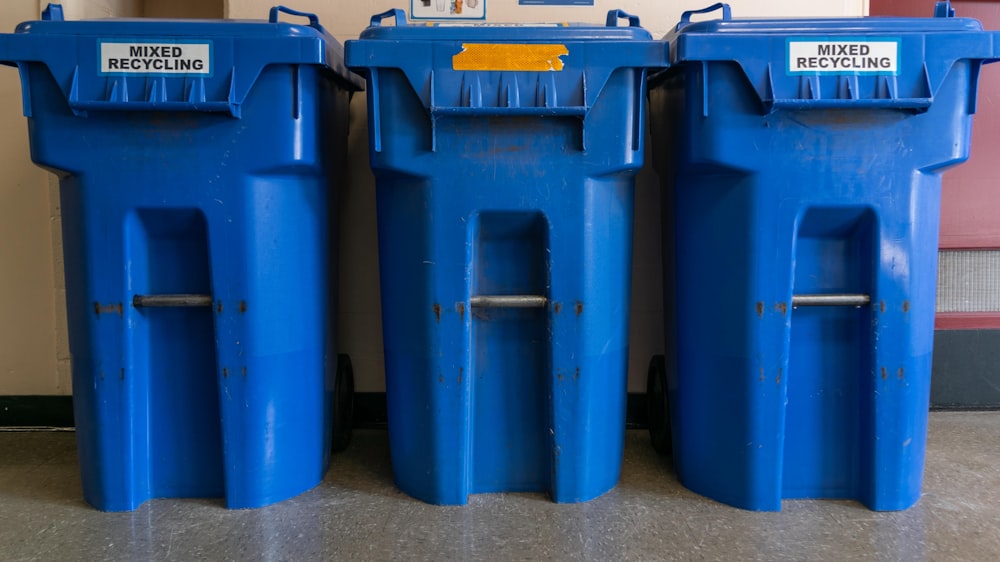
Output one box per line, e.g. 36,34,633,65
936,250,1000,312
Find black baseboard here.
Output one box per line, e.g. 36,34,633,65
351,392,651,429
931,330,1000,409
0,396,75,427
353,392,387,429
0,392,650,429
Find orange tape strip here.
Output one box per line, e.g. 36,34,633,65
452,43,569,71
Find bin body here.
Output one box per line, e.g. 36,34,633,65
650,7,998,511
0,7,360,510
347,13,666,504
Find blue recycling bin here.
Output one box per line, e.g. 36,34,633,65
647,2,1000,511
346,10,667,505
0,5,362,511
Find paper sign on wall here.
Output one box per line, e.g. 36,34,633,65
411,0,486,20
519,1,594,5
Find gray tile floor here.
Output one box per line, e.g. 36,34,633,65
1,412,999,561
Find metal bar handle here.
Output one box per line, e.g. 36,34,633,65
792,294,871,307
133,294,213,308
470,295,548,308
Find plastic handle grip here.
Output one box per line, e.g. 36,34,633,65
369,9,407,28
934,1,955,18
677,3,732,30
606,9,641,28
41,3,64,22
268,5,322,30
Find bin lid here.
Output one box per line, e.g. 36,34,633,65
669,14,983,42
657,2,1000,112
356,9,654,42
0,4,362,118
357,21,652,42
345,9,667,126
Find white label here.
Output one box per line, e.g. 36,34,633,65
788,40,899,74
100,42,211,75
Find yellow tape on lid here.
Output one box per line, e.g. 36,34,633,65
452,44,569,71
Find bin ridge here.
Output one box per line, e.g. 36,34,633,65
0,16,361,118
347,39,665,114
667,21,1000,114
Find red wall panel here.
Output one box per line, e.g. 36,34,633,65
870,0,1000,249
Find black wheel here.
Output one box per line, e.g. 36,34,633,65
647,355,671,455
331,354,355,453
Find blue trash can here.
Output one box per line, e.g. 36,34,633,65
0,4,362,511
647,1,1000,511
346,9,667,505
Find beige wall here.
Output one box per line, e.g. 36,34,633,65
0,0,867,395
0,0,61,394
143,0,222,19
232,0,869,42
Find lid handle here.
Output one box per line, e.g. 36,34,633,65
934,1,955,18
606,9,641,28
369,9,408,28
677,3,732,30
42,3,64,21
268,5,323,31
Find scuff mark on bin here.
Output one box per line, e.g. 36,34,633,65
438,372,444,383
759,367,765,383
456,302,465,321
881,366,888,380
574,367,580,380
756,301,764,318
222,368,229,378
239,300,247,313
880,300,886,313
553,302,562,315
242,366,247,378
575,301,583,316
457,367,463,384
217,301,224,314
775,302,787,316
93,302,123,316
556,368,563,381
776,368,782,385
433,303,442,323
902,300,909,313
120,368,124,381
897,367,904,380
